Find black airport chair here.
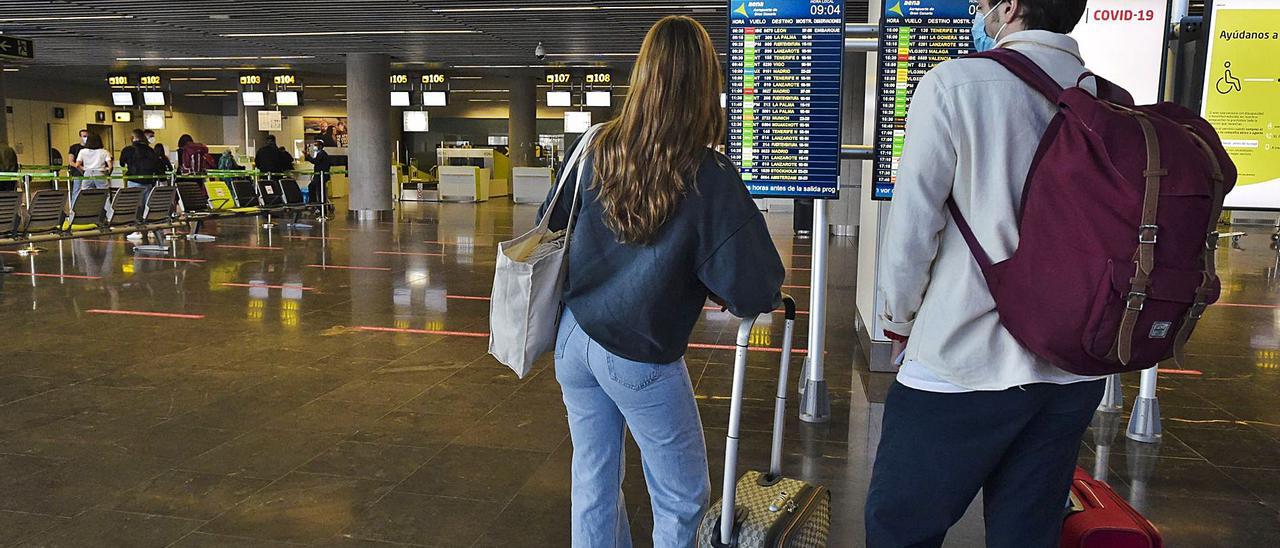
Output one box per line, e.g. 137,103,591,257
0,191,20,273
278,178,317,226
107,187,146,229
64,188,110,233
256,178,287,209
231,178,262,208
135,186,179,251
20,190,69,237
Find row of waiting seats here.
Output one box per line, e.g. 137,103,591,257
0,176,324,272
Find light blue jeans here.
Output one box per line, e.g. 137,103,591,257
555,309,710,548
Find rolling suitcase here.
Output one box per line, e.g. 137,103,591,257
1061,467,1163,548
696,295,831,547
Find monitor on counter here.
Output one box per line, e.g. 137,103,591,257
585,90,612,107
112,92,135,107
564,111,591,134
142,91,166,106
546,91,571,107
403,110,429,132
241,91,265,106
422,91,448,107
390,91,411,107
275,91,300,106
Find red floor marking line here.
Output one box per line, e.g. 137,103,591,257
284,235,345,241
1216,302,1280,309
12,272,102,280
356,326,489,338
0,250,19,255
87,309,205,319
375,251,446,257
132,256,206,263
81,239,124,244
447,294,492,301
215,244,284,251
687,343,809,355
305,264,392,271
1157,368,1204,376
219,283,314,291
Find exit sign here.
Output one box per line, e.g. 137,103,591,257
0,36,33,60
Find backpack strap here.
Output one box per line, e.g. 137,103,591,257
1114,113,1166,366
1077,72,1136,106
1170,128,1227,366
967,48,1064,104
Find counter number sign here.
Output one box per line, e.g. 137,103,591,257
585,71,611,85
139,74,162,87
239,74,262,86
545,71,572,85
108,74,131,87
390,73,410,85
273,74,297,86
422,73,447,85
0,36,34,60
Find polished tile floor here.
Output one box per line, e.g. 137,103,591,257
0,200,1277,547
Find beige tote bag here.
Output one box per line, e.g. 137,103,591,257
488,125,600,378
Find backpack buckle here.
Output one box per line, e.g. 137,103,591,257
1206,231,1220,250
1138,225,1159,245
1189,302,1207,320
1126,292,1147,312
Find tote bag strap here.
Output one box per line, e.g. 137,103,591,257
536,124,602,233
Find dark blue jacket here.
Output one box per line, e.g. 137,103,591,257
539,138,784,364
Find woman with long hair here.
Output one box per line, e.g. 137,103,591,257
539,15,784,547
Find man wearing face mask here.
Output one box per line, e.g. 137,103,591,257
144,129,158,147
866,1,1107,547
69,129,90,198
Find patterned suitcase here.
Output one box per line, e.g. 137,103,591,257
696,295,831,547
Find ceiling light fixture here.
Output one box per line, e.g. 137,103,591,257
116,55,313,61
222,30,476,37
0,15,134,22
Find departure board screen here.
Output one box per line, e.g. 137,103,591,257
872,0,976,200
728,0,845,199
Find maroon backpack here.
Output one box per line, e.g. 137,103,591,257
947,49,1236,376
180,142,216,175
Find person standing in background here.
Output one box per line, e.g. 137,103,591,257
144,129,157,147
0,140,19,192
68,129,89,198
255,135,284,177
305,139,331,206
153,143,173,176
118,129,162,240
71,133,112,197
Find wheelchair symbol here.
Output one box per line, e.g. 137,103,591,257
1216,61,1242,95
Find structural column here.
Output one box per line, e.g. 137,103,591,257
346,53,393,216
0,67,9,144
508,76,537,167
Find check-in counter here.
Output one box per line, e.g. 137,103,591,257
512,167,553,204
438,165,490,202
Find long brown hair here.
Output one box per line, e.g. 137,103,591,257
590,16,724,245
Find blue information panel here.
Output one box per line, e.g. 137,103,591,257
728,0,845,199
873,0,977,200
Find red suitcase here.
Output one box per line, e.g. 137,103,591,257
1061,467,1163,548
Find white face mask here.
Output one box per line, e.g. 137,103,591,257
147,136,157,144
81,136,88,145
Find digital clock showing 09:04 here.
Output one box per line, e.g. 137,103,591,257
810,4,841,15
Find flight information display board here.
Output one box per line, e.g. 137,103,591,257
872,0,975,200
728,0,845,199
1201,0,1280,210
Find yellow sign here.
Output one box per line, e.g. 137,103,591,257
545,71,571,85
585,71,611,85
390,73,410,85
1202,1,1280,208
422,73,447,85
239,74,262,86
140,74,162,86
273,74,297,86
108,75,130,86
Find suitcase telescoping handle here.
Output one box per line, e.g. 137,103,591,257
718,294,797,546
